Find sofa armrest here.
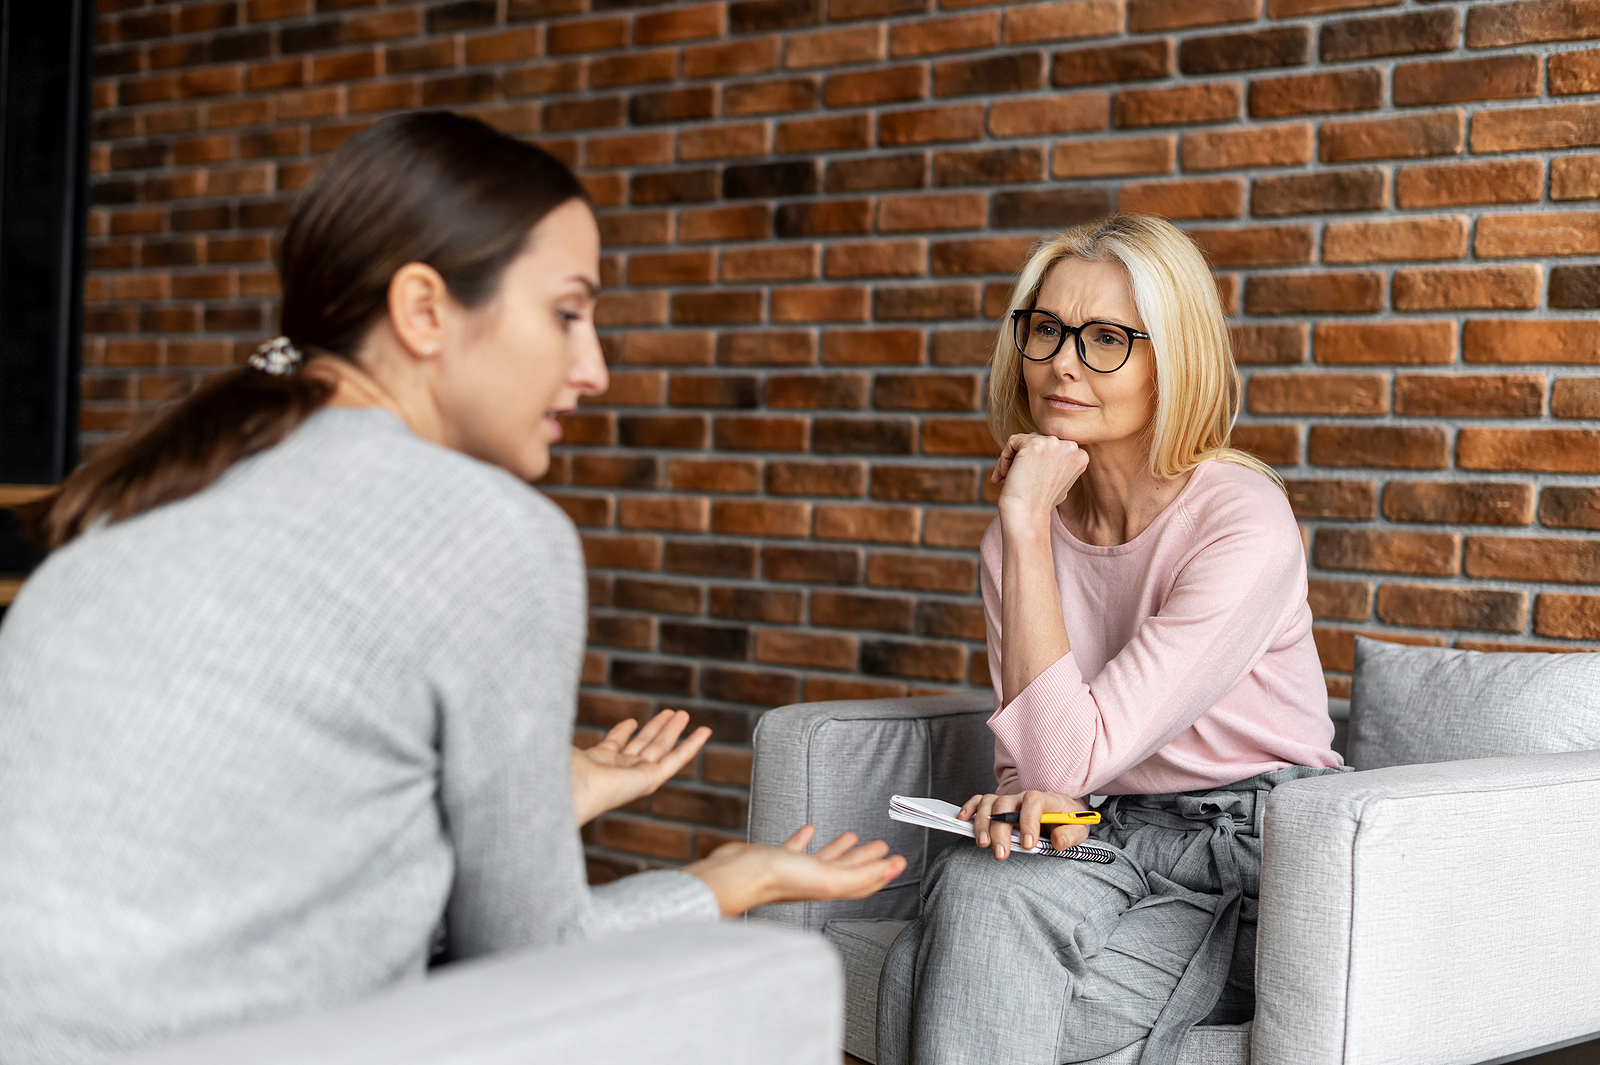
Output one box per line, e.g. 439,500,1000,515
748,693,994,932
1253,749,1600,1065
117,923,838,1065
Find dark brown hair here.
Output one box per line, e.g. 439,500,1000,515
33,111,588,548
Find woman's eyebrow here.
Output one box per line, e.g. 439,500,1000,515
1036,305,1121,321
565,275,599,297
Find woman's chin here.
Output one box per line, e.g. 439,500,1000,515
521,451,552,483
1037,415,1098,442
492,440,551,484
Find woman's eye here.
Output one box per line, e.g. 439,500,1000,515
1090,328,1127,348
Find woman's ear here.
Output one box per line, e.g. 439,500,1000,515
387,262,450,363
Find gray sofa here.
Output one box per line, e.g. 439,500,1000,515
748,637,1600,1065
117,921,841,1065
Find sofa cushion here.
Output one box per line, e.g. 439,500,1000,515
1348,637,1600,770
824,918,908,1062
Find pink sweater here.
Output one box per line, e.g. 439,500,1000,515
982,459,1340,798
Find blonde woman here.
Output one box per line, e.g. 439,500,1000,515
875,215,1344,1065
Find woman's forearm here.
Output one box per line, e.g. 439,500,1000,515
998,507,1072,705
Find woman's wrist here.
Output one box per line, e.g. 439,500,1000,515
684,845,775,918
567,747,606,826
997,498,1056,532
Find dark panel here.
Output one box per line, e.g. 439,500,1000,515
0,508,44,573
0,0,94,484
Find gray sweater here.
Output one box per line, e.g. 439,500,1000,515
0,407,718,1064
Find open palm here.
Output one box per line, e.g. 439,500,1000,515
570,710,711,825
691,826,907,915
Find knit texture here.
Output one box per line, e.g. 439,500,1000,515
0,407,718,1065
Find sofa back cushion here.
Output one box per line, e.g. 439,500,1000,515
1348,637,1600,770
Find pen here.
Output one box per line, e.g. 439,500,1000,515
990,810,1100,825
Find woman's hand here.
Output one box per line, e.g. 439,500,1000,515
991,433,1089,522
569,710,711,826
686,826,907,917
958,790,1091,860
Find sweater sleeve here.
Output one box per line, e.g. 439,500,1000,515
430,486,717,961
979,542,1024,797
983,494,1307,799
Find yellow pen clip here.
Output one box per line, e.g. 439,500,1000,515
1039,811,1101,825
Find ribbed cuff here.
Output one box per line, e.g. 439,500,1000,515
987,651,1092,795
588,869,722,938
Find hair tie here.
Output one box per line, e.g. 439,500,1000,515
248,336,303,375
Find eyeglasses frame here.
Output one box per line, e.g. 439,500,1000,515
1009,308,1151,374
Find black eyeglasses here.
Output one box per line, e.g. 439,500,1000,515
1010,309,1150,374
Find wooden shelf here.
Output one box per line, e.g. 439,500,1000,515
0,577,23,606
0,485,52,508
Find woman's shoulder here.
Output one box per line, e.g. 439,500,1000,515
1182,459,1294,526
264,406,580,568
1177,459,1301,559
307,406,553,493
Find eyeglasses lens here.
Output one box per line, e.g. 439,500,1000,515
1016,312,1063,361
1080,323,1131,372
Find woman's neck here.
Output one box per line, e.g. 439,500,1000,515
1060,440,1194,547
307,336,446,448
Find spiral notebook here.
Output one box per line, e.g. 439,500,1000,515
888,795,1115,864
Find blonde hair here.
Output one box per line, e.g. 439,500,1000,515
987,213,1280,487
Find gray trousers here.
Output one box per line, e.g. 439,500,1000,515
876,766,1343,1065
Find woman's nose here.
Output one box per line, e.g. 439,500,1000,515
569,327,609,397
1053,343,1083,380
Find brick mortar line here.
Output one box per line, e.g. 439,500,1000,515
85,51,1600,106
82,89,1600,134
591,634,986,653
580,536,991,554
590,578,991,600
571,173,1572,199
1310,620,1596,645
1235,416,1599,430
515,8,1579,45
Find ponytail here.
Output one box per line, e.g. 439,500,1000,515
35,110,587,549
33,370,333,549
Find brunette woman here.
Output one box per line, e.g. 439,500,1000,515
0,111,902,1065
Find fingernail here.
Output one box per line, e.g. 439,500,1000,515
977,833,987,846
1022,835,1032,849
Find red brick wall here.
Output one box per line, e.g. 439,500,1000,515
86,0,1599,878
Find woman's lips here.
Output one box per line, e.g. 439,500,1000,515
1044,396,1095,411
545,410,569,442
